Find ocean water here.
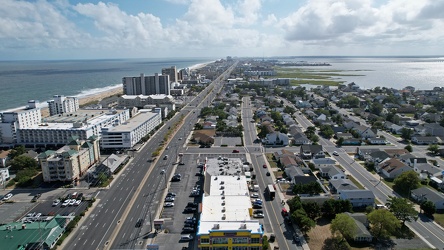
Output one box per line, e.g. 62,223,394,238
280,56,444,90
0,58,214,112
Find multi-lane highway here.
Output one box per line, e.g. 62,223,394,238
63,61,237,250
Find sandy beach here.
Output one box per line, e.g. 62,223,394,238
40,87,123,117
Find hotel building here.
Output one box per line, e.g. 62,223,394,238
122,73,170,95
39,136,100,182
100,110,161,149
47,95,79,116
162,66,178,83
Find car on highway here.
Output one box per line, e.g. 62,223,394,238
232,149,240,153
2,193,13,201
262,164,267,168
333,151,339,156
179,137,183,140
52,199,60,206
266,172,270,176
164,202,174,207
135,218,144,227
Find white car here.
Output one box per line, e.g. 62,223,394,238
253,213,264,218
74,200,81,206
61,199,70,207
2,193,13,201
69,199,76,206
165,196,175,202
250,193,259,198
333,151,339,156
164,202,174,207
52,199,61,206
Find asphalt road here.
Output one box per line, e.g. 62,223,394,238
64,62,237,250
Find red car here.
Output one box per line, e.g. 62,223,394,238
263,164,267,168
232,150,239,153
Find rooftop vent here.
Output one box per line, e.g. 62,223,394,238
222,215,226,220
213,223,220,229
240,223,247,229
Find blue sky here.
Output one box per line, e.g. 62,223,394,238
1,0,443,60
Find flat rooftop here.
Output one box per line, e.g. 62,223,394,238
205,157,244,176
198,175,261,235
104,110,158,132
43,109,125,123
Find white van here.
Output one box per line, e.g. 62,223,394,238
180,234,193,241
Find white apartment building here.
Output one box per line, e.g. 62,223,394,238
118,94,175,112
122,73,170,95
39,137,100,182
101,110,161,149
0,100,42,144
17,109,130,147
47,95,79,116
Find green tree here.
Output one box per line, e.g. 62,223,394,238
369,102,384,116
336,137,344,147
302,201,322,220
420,201,436,217
368,209,401,239
400,128,413,141
305,126,316,138
320,125,334,139
194,123,203,130
287,196,302,213
283,105,295,115
330,213,357,240
270,111,283,123
310,134,319,144
10,155,38,171
385,196,418,223
322,200,352,219
393,170,421,195
427,144,440,155
8,145,26,159
291,209,315,234
404,144,413,152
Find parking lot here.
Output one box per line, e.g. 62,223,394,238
0,189,97,224
213,137,242,147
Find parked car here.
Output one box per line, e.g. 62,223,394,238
266,172,270,176
52,199,61,206
165,196,175,202
181,227,195,233
184,207,197,213
263,164,267,168
31,193,41,202
74,200,82,206
253,204,263,209
180,234,193,241
232,149,240,153
2,193,13,201
164,202,174,207
253,210,263,214
253,213,264,218
61,200,70,207
77,193,84,200
186,202,198,208
68,199,76,206
167,192,177,197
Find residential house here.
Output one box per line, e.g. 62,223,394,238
329,179,358,194
376,158,411,179
315,114,327,122
265,132,289,146
319,165,346,180
353,125,377,139
286,166,317,185
356,148,380,160
300,145,325,159
411,136,439,145
280,155,298,169
367,137,386,145
0,150,10,167
366,151,390,164
336,132,353,140
344,213,373,242
384,149,409,158
422,123,444,136
412,163,442,180
398,155,427,166
293,132,311,145
273,149,296,161
421,113,442,123
411,187,444,210
313,158,337,168
202,121,217,130
332,126,347,134
339,190,375,208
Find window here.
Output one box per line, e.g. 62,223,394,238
200,238,209,244
250,238,260,244
250,247,260,250
232,237,248,244
212,238,228,244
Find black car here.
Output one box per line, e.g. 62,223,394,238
31,193,41,202
253,210,263,214
182,227,195,233
184,207,197,213
186,202,198,208
253,204,263,209
77,193,84,200
183,222,195,228
135,218,144,227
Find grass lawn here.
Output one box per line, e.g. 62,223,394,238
347,175,365,189
382,179,395,189
265,153,278,168
433,213,444,227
